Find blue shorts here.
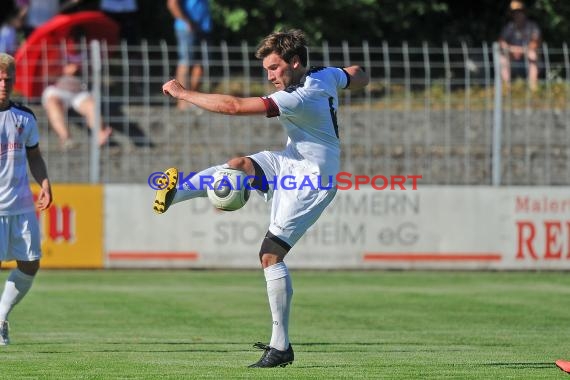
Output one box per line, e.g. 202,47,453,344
176,28,205,66
510,59,529,79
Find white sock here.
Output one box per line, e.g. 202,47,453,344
172,164,227,204
264,262,293,351
0,269,35,321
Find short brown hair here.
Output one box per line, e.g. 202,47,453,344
0,53,15,74
255,29,308,67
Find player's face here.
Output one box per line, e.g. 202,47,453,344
0,69,14,108
262,53,295,90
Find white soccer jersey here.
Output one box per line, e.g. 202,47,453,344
0,102,39,216
251,67,349,246
262,66,349,179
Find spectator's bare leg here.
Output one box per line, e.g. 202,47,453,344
527,50,538,91
500,54,511,88
44,96,72,146
528,62,538,91
189,64,203,92
76,96,113,146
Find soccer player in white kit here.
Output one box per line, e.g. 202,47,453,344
156,29,369,367
0,53,53,345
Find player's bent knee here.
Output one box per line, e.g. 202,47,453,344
259,231,291,266
260,253,281,268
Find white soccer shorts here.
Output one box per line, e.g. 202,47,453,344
41,86,91,113
248,150,337,247
0,212,42,262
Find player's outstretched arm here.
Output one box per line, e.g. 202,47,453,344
343,65,370,91
162,79,266,116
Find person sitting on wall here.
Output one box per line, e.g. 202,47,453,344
498,0,542,91
41,52,112,150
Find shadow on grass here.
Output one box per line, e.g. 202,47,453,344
11,341,476,356
483,362,554,369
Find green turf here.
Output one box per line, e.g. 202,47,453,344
0,269,569,379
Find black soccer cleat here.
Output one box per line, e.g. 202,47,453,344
248,342,294,368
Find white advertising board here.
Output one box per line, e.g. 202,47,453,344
105,185,570,269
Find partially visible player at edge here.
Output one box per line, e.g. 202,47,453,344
556,359,570,373
156,29,369,368
0,53,53,346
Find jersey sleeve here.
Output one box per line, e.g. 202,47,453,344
309,66,349,90
529,21,541,40
499,23,512,42
333,67,350,89
264,90,302,118
25,117,40,148
261,96,280,118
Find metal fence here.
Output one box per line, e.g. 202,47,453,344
14,39,570,185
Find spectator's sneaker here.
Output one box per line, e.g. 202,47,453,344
248,342,294,368
153,168,178,214
0,320,9,346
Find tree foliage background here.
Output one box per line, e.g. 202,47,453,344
133,0,570,47
4,0,570,47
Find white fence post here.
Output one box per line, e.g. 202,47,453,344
89,40,102,184
492,42,503,186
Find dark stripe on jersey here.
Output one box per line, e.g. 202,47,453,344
261,97,280,118
341,68,351,89
11,101,37,120
26,143,39,150
329,97,339,139
307,66,326,75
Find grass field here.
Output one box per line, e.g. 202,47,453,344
1,269,569,379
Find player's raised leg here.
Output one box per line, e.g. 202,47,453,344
153,157,257,214
153,165,222,214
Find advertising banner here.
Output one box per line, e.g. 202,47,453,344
3,184,104,269
105,185,570,270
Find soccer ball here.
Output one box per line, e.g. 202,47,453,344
207,168,250,211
